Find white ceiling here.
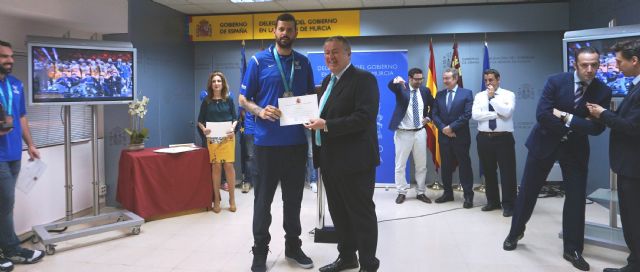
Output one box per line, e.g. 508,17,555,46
153,0,545,15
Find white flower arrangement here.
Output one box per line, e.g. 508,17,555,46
124,96,149,145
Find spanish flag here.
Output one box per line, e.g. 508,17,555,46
426,38,440,171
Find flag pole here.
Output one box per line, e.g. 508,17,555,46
474,34,489,193
425,35,443,191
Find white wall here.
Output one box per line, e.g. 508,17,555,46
14,140,106,234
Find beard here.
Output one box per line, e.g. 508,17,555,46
276,36,294,49
0,63,11,75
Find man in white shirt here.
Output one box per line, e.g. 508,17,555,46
472,69,517,217
387,68,435,204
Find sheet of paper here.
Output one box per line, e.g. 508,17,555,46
153,146,199,154
206,121,232,138
16,159,47,194
278,94,319,126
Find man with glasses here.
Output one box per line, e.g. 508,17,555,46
387,68,434,204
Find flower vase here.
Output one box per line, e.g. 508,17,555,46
126,142,145,151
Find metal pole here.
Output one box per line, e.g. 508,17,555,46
91,105,100,216
63,106,73,221
316,169,325,229
609,99,618,228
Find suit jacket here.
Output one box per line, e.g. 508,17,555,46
432,87,473,144
312,65,380,175
600,82,640,178
387,80,434,131
525,72,611,160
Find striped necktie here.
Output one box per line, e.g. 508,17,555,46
575,81,587,108
411,89,420,128
315,75,336,146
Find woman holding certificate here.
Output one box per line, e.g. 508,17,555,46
198,71,238,213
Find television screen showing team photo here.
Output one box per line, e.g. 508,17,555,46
30,45,135,104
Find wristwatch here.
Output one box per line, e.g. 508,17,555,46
560,112,568,122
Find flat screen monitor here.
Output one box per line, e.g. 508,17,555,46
28,42,136,105
564,25,640,97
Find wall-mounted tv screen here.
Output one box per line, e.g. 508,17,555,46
28,43,136,105
564,25,640,97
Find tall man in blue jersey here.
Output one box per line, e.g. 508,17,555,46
0,40,44,272
239,14,315,272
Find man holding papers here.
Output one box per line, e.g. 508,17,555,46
239,13,315,272
305,36,380,272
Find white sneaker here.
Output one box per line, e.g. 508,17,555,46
310,183,317,193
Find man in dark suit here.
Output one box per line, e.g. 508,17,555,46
387,68,434,204
305,36,380,272
503,47,612,272
587,40,640,272
432,68,475,208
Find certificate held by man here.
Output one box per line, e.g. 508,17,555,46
278,94,319,126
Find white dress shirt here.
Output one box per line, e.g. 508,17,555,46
319,63,351,104
398,86,424,130
472,87,516,132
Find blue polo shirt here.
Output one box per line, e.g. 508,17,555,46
240,44,315,146
0,75,27,161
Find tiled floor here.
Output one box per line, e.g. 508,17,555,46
13,185,628,271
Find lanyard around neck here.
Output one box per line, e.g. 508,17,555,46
272,48,295,94
1,80,13,116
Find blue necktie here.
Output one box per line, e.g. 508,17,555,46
446,90,453,112
488,97,497,131
316,75,336,146
412,89,420,128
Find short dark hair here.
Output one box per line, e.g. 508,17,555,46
611,40,640,61
276,13,297,30
483,68,500,80
574,46,600,61
0,40,11,48
324,36,351,54
408,68,423,78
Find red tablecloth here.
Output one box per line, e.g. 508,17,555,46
116,147,212,219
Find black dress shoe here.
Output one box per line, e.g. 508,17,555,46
603,264,638,272
563,251,590,271
503,232,524,251
481,203,501,211
434,194,454,203
502,208,513,217
319,257,359,272
395,194,406,204
416,194,432,203
463,200,473,209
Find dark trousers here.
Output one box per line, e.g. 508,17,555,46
323,166,379,271
243,134,257,185
618,174,640,266
440,140,474,199
509,142,588,253
0,161,21,253
476,132,517,208
253,144,306,247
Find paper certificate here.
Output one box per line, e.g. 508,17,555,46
16,159,47,194
206,121,232,138
278,94,319,126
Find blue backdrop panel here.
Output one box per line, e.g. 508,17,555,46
307,50,408,184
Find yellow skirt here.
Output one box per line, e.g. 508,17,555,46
206,137,235,163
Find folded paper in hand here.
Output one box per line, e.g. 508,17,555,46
16,159,47,194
